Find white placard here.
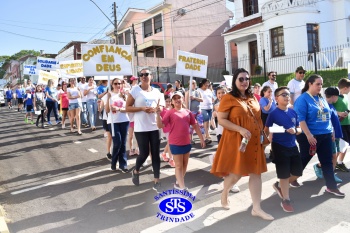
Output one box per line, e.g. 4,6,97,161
223,75,233,87
59,60,83,77
37,70,59,85
23,65,37,75
36,57,58,71
81,44,132,76
176,50,208,78
269,123,285,133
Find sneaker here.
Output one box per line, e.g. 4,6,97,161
56,121,61,125
24,117,28,123
160,152,169,162
290,180,301,188
168,159,175,168
336,163,349,172
174,183,188,191
153,182,162,193
47,121,52,126
325,188,345,197
205,139,212,144
62,123,65,129
273,181,283,199
131,169,140,186
334,174,342,183
281,199,294,212
121,168,129,173
313,164,323,179
106,153,112,161
30,121,34,125
129,150,135,156
231,184,240,193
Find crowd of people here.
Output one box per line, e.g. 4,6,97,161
3,65,350,221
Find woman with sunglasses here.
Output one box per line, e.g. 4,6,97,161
126,68,165,193
293,75,345,197
211,68,274,221
67,78,82,135
105,78,130,172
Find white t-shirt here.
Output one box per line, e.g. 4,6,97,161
287,78,305,103
107,92,129,124
130,85,165,132
84,84,97,100
77,82,87,102
67,87,80,104
198,88,213,110
102,94,109,121
262,80,278,98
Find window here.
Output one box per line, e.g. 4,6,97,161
145,50,154,57
270,27,285,57
243,0,259,17
118,34,124,45
154,14,162,34
155,47,164,58
143,19,153,38
307,24,319,53
124,30,131,45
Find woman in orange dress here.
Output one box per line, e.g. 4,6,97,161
211,68,274,221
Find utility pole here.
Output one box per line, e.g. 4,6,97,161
132,23,139,73
113,2,118,45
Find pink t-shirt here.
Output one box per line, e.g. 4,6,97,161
162,108,196,146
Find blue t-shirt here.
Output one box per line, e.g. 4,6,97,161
266,108,299,148
294,92,332,135
16,89,23,98
329,104,343,139
6,90,13,99
24,94,33,105
97,85,107,96
45,87,57,102
259,97,277,114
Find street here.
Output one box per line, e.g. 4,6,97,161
0,107,350,233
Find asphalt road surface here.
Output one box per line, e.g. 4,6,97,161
0,107,350,233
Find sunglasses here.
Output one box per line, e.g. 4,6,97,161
277,93,290,97
140,73,150,77
298,72,305,74
271,75,277,77
238,77,250,82
113,83,122,85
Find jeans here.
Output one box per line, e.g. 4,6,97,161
297,133,337,189
86,99,97,127
81,102,88,125
109,121,129,170
135,130,161,178
201,109,212,122
46,101,59,122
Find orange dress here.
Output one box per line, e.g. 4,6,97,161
211,94,267,177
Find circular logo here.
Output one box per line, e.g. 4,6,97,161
159,197,192,215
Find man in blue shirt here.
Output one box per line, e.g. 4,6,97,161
5,86,13,109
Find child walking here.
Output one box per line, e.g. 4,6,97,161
24,88,34,124
157,91,205,190
33,85,46,128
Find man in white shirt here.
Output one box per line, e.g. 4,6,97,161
77,77,88,127
287,66,306,106
262,71,278,98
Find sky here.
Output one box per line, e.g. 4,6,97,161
0,0,235,57
0,0,164,56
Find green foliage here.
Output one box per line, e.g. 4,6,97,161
251,69,348,87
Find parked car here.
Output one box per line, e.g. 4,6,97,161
0,90,5,106
151,82,167,93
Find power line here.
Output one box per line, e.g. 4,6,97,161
0,29,68,43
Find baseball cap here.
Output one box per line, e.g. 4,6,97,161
171,91,184,99
295,66,306,72
324,87,339,96
130,76,138,81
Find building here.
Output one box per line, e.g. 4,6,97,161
107,0,233,82
56,41,86,60
223,0,350,75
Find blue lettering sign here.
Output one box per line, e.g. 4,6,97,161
159,198,192,215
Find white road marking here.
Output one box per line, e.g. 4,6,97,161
74,141,82,144
88,148,98,153
324,222,350,233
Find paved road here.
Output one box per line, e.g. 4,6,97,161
0,107,350,233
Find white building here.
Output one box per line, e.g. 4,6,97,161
223,0,350,75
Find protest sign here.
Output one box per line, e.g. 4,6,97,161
81,44,132,76
59,60,83,78
36,57,58,71
37,70,59,85
23,65,37,75
175,50,208,78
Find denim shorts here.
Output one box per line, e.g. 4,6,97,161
170,144,192,155
201,109,212,122
69,103,81,110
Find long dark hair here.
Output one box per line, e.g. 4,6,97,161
301,74,322,96
229,68,253,98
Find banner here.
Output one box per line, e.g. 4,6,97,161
175,50,208,78
59,60,83,78
38,70,59,85
23,65,37,75
36,57,58,71
81,44,132,76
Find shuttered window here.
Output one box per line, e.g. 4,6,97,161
154,14,162,34
124,30,131,45
144,19,153,38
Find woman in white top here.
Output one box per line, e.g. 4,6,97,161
198,79,215,144
126,68,165,193
84,77,98,131
106,77,130,172
67,78,82,135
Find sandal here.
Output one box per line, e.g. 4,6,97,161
77,131,82,135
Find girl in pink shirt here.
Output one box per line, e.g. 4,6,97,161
157,91,205,190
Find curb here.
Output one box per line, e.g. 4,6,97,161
0,206,9,233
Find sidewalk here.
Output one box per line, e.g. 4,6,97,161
0,205,9,233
